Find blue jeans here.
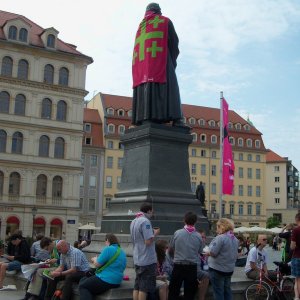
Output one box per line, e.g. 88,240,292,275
209,268,232,300
7,260,22,271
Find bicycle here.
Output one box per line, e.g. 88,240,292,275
244,261,294,300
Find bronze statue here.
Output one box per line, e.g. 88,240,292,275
196,181,205,207
132,3,183,126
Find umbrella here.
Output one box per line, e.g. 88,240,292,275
78,224,101,230
267,227,283,234
234,226,250,233
247,226,269,233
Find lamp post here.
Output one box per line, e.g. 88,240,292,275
31,206,37,240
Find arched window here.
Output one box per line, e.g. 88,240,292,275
191,133,197,142
0,170,4,196
54,137,65,158
106,108,114,116
8,26,17,40
39,135,50,157
19,28,28,42
9,172,20,196
1,56,13,76
255,140,261,148
118,125,125,135
17,59,29,80
229,137,235,145
211,135,217,144
44,64,54,84
200,134,206,143
11,132,23,154
58,67,69,86
36,174,47,198
0,91,10,113
56,100,67,121
14,94,26,115
47,34,55,48
198,119,205,126
107,124,115,134
127,110,132,117
0,130,7,152
246,139,252,147
238,138,243,147
52,176,63,199
209,120,216,127
41,98,52,119
189,118,196,125
117,109,124,117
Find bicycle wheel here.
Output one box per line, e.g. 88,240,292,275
281,278,294,300
244,281,271,300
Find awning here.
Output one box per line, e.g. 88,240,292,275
51,218,62,225
34,217,46,225
7,216,20,224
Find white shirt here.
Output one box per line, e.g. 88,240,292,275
245,246,268,273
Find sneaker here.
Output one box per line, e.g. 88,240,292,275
6,270,17,275
0,284,17,290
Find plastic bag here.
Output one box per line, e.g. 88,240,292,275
21,263,40,280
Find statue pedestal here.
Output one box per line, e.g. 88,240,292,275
101,123,209,234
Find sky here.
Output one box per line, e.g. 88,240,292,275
2,0,300,169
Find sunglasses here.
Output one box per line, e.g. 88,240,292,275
262,238,268,241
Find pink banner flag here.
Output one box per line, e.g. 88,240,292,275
222,98,235,195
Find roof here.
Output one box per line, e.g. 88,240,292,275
83,108,102,124
83,108,103,148
0,10,92,60
266,149,287,163
100,93,133,111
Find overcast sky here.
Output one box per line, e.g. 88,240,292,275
3,0,300,169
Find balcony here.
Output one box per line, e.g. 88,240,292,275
52,197,62,206
8,194,19,202
36,196,47,204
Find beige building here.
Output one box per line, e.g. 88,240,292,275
0,10,92,242
88,93,268,227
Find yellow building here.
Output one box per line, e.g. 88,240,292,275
89,93,268,227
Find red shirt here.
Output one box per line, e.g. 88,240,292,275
291,226,300,258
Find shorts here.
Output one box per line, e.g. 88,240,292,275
197,269,210,281
134,263,156,293
291,258,300,277
7,260,22,271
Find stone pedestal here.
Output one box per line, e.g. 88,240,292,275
101,123,209,234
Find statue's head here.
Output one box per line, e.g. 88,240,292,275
146,3,161,15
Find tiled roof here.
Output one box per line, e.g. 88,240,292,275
100,93,132,111
266,149,286,163
83,108,103,148
0,10,91,59
84,108,102,124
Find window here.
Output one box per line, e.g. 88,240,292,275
81,154,85,165
1,56,13,76
41,98,52,119
189,118,195,125
230,203,234,215
255,140,261,148
211,135,217,144
239,153,243,161
107,141,114,149
275,177,280,182
36,174,47,198
44,64,54,84
191,182,196,193
192,133,197,142
117,177,121,189
47,34,55,48
274,166,280,172
247,168,252,179
0,130,7,152
199,119,205,126
107,156,113,168
58,67,69,86
19,28,28,42
201,150,206,157
14,94,26,115
211,183,217,194
228,122,233,129
256,169,261,180
116,109,124,116
17,59,29,80
247,204,252,215
211,150,216,158
89,176,96,187
80,175,84,187
191,149,196,157
39,135,50,157
229,137,234,145
200,134,206,143
128,110,132,117
106,176,112,188
247,154,252,161
275,187,280,193
107,108,114,115
118,157,123,169
107,124,115,134
12,131,23,154
238,185,243,196
119,142,124,149
0,171,3,196
84,123,91,132
244,124,250,131
246,139,252,147
211,203,216,213
247,186,252,197
191,164,196,174
56,100,67,121
256,155,261,162
238,204,243,215
238,167,243,178
238,138,243,147
256,186,261,197
8,26,17,40
9,172,20,196
79,198,83,210
209,120,215,127
235,123,241,130
0,91,10,113
54,137,65,158
211,165,217,176
90,155,97,166
256,204,261,215
118,125,125,135
201,164,206,175
275,198,280,204
89,199,96,211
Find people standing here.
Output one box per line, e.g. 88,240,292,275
130,202,160,300
206,218,238,300
168,212,203,300
279,223,294,263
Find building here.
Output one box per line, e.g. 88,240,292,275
79,108,105,227
88,93,269,227
265,149,299,224
0,10,92,241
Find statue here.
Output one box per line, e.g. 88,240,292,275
131,3,183,126
196,181,205,207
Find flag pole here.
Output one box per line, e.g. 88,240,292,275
219,91,223,218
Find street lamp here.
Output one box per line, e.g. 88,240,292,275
32,206,37,240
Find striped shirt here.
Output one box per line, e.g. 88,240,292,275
60,245,90,272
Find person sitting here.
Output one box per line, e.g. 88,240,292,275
0,233,31,290
245,234,276,281
79,233,126,300
31,234,50,262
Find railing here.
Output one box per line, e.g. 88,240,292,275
8,194,19,202
36,196,47,204
52,197,62,206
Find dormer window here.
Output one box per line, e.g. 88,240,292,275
198,119,205,126
235,123,241,130
8,26,17,40
107,108,114,116
118,109,124,117
47,34,55,48
209,120,215,127
228,122,233,129
189,117,195,125
128,110,132,117
19,28,28,42
244,124,251,131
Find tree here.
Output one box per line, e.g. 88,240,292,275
266,216,280,229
